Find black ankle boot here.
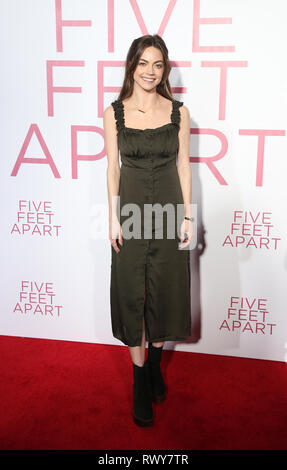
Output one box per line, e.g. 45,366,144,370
132,362,154,427
145,342,166,403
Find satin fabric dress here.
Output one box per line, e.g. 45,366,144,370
110,98,191,347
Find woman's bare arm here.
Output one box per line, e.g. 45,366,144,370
177,105,193,247
177,105,192,218
104,105,122,250
104,105,120,222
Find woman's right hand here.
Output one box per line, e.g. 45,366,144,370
109,217,123,253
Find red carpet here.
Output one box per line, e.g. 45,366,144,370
0,335,286,450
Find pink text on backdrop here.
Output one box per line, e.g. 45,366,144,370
11,124,286,184
219,296,276,335
222,210,281,249
13,281,63,317
10,200,61,237
54,0,235,53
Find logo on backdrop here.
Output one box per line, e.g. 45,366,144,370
222,210,281,249
13,281,63,317
10,200,61,237
219,296,276,335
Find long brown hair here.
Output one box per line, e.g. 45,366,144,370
117,34,174,102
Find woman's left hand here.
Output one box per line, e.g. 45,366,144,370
179,218,194,249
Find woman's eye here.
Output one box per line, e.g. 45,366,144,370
138,62,162,68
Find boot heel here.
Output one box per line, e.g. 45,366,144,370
132,362,154,427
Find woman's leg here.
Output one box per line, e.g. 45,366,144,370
128,315,146,366
129,315,165,365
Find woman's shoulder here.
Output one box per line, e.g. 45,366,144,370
171,98,189,116
103,104,114,121
177,103,190,128
169,98,190,127
104,99,122,118
103,102,120,129
105,99,120,112
170,97,184,107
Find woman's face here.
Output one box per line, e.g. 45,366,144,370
133,46,164,91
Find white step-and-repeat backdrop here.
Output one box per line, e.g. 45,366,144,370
1,0,286,362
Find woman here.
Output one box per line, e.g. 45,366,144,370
104,34,193,427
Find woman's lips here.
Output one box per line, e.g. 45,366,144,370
142,77,155,83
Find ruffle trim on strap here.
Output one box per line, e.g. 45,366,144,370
111,100,125,132
171,100,184,127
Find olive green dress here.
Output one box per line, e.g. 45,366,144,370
110,98,191,347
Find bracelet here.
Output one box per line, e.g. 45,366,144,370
184,216,194,221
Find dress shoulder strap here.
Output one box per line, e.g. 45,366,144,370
171,100,184,126
111,99,125,132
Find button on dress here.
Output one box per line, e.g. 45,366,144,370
110,98,192,347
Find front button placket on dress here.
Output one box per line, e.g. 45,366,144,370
145,131,153,268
